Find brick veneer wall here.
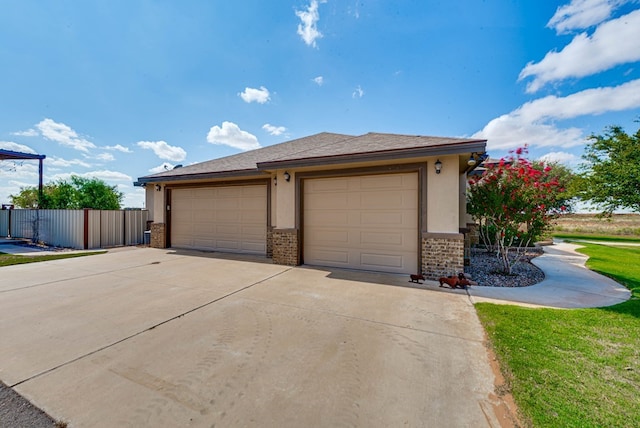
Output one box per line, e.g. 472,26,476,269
150,223,166,249
421,232,464,279
266,227,274,258
271,228,299,266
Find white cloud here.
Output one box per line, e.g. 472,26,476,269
0,141,37,154
0,162,39,180
520,9,640,93
36,118,97,152
136,140,187,161
352,85,364,98
547,0,627,33
262,123,287,136
206,121,261,151
473,78,640,150
238,86,270,104
312,76,324,86
96,153,115,161
50,170,132,182
538,151,581,166
104,144,132,153
47,156,92,168
11,129,38,137
148,162,175,174
296,0,324,47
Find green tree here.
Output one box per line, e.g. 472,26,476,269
467,148,568,274
575,124,640,213
10,176,123,209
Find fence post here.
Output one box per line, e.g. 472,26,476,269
83,208,90,249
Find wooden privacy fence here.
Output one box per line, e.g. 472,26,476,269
0,209,148,249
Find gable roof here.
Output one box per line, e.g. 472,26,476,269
136,132,486,184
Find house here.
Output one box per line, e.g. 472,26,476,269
135,132,486,279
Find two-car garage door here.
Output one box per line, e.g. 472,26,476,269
171,185,267,255
303,173,418,274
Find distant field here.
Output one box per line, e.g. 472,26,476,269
552,213,640,237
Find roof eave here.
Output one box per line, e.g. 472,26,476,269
257,140,487,170
135,169,268,185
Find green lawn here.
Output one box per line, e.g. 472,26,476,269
476,242,640,427
552,232,640,243
0,251,105,267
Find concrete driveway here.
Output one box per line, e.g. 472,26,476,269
0,247,509,427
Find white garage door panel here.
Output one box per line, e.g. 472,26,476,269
304,173,418,274
171,185,267,255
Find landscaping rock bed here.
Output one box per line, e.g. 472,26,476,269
466,247,545,287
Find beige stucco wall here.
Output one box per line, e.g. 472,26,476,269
145,186,154,220
152,184,165,223
274,170,296,229
426,156,459,233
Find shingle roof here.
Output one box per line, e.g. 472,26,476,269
136,132,486,183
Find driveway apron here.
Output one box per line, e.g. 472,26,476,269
0,248,505,427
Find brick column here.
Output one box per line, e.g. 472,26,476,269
266,227,274,258
271,228,299,266
150,223,166,249
421,232,464,280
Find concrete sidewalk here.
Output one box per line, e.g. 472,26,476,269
467,241,632,308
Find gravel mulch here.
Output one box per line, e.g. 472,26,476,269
0,382,59,428
466,247,545,287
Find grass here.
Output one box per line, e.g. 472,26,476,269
552,232,640,243
476,242,640,427
0,251,105,267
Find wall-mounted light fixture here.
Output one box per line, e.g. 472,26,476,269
434,159,443,174
273,176,277,186
283,171,291,182
155,184,162,191
467,153,477,166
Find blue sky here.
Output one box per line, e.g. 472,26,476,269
1,0,639,208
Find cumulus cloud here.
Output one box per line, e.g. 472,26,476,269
104,144,132,153
262,123,287,136
296,0,324,47
35,118,97,152
239,86,270,104
11,129,38,137
50,170,132,182
148,162,175,174
352,85,364,98
473,79,640,150
520,9,640,93
207,121,261,151
0,141,37,154
96,153,115,161
47,156,92,168
136,140,187,161
547,0,628,33
312,76,324,86
538,151,581,166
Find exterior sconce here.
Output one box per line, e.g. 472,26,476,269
274,176,277,186
283,171,291,182
434,160,442,174
467,153,477,166
155,184,162,191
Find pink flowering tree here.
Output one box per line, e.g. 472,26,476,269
467,147,568,274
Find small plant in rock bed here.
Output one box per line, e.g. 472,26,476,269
468,147,569,274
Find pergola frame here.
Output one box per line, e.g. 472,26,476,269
0,149,46,205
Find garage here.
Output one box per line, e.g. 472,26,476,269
303,172,419,274
170,184,267,255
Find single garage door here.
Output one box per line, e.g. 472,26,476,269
171,185,267,255
303,172,418,274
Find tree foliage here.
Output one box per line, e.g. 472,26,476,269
575,124,640,214
10,176,123,210
467,148,570,274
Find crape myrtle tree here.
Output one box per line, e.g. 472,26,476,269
467,147,570,274
574,124,640,214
